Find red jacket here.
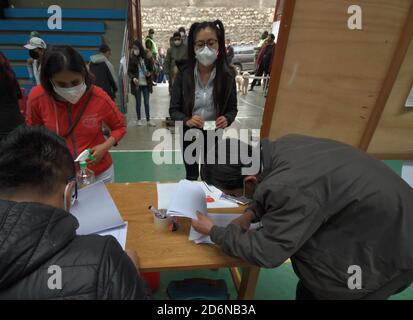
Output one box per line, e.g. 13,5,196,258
26,85,126,176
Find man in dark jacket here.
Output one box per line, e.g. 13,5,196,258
0,126,149,299
193,135,413,300
89,44,118,100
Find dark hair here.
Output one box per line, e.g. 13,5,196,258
149,29,155,35
0,51,21,99
262,31,269,39
99,44,111,54
178,27,186,33
201,139,254,190
132,40,146,59
0,126,75,196
173,32,181,39
269,34,275,41
40,45,93,96
186,20,234,115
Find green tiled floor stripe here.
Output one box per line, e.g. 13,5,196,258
111,151,411,299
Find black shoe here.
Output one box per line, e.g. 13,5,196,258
249,88,254,91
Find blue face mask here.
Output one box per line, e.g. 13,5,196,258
195,46,218,67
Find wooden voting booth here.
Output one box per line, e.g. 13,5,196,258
262,0,413,159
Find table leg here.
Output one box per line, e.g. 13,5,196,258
237,266,260,300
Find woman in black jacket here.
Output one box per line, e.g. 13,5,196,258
169,20,238,180
128,40,156,127
0,51,24,141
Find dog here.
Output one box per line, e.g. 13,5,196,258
241,72,250,95
235,70,244,93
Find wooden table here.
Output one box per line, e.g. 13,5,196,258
107,182,260,300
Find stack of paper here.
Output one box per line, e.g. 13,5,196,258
70,182,127,248
97,222,128,250
156,181,239,210
166,180,207,219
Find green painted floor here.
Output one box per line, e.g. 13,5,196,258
111,151,413,300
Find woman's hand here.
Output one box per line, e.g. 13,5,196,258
133,78,139,86
216,116,229,129
186,115,204,129
89,137,116,166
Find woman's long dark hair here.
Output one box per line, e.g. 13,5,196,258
186,20,234,114
132,40,146,60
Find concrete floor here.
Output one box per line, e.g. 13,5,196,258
114,82,267,151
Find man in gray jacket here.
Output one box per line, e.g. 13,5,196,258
165,32,188,95
192,135,413,300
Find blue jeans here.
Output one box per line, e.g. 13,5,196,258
134,85,150,121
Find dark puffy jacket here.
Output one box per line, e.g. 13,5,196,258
0,200,149,300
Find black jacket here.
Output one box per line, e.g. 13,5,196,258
89,61,117,99
128,55,154,93
0,200,149,300
169,63,238,126
211,134,413,299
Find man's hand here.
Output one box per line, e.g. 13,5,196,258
215,116,228,129
186,115,204,129
125,249,140,274
231,210,255,231
191,212,214,235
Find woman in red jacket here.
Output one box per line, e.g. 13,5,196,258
26,46,126,183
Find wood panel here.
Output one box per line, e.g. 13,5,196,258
262,0,412,148
367,29,413,155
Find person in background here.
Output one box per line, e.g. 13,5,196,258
225,38,234,65
145,28,158,60
169,20,238,181
157,47,167,84
26,45,126,184
0,51,24,141
179,26,188,46
24,37,47,85
128,41,156,127
89,44,118,101
250,34,275,92
193,135,413,300
0,126,149,300
0,0,9,19
253,31,268,87
165,32,188,96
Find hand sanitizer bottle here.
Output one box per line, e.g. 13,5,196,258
75,149,96,189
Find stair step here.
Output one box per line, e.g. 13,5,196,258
0,20,105,33
0,34,102,46
3,49,97,61
4,8,126,20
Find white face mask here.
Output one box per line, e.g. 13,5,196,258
52,81,87,104
133,49,140,56
195,46,218,67
174,40,182,46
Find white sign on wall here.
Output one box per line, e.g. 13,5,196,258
405,87,413,107
272,21,281,43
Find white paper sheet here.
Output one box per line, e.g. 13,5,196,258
156,181,238,210
167,180,207,219
97,222,128,250
70,182,124,235
401,161,413,188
